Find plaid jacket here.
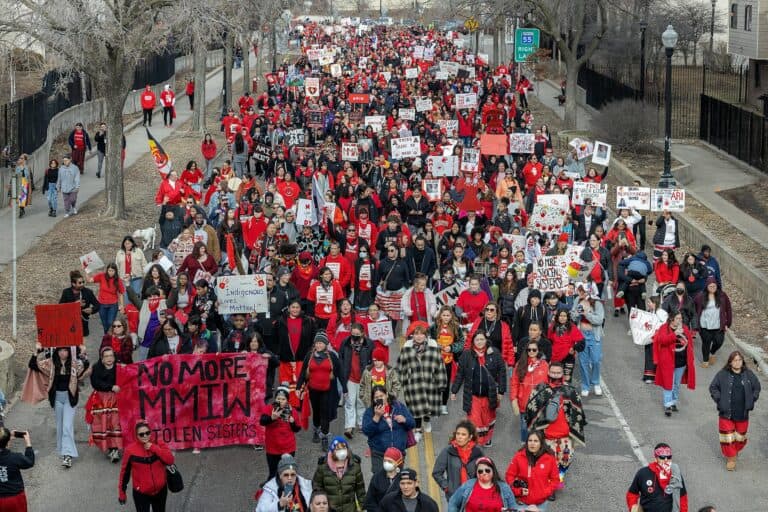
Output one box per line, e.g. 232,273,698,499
396,338,447,418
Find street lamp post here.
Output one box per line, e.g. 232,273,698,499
639,20,647,100
660,25,678,189
709,0,716,55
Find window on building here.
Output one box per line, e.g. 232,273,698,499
745,5,753,31
730,3,738,29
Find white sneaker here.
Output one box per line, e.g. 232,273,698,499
581,389,589,397
72,208,78,215
414,431,423,444
423,421,432,433
63,213,71,218
439,405,448,416
594,385,603,396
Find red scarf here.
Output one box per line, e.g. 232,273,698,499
451,440,476,483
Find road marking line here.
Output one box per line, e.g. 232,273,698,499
424,432,443,512
600,376,648,465
406,443,419,470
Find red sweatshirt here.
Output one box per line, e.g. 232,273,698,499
259,403,300,455
505,450,559,505
654,261,680,284
119,441,174,501
548,325,585,363
456,290,490,324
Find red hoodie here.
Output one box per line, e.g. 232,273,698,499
505,450,559,505
119,441,174,501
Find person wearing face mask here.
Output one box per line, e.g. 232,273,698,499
311,437,366,512
352,245,378,311
513,289,545,345
505,430,559,509
653,312,696,417
432,421,485,501
364,447,404,512
339,324,374,439
626,443,689,512
255,454,313,512
451,333,507,448
661,283,698,332
447,457,517,512
525,362,587,500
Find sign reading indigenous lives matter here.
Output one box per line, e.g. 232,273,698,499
532,256,569,292
117,353,267,449
216,274,269,314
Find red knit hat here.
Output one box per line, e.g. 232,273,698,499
383,447,404,466
558,233,569,243
372,347,389,365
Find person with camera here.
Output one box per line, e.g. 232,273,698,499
0,428,34,511
652,311,696,417
255,454,313,512
259,387,301,481
361,386,415,475
118,420,175,510
505,430,559,510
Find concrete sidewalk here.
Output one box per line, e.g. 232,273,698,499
535,78,768,248
0,55,254,273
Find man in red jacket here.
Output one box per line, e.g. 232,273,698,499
160,84,176,126
140,85,156,127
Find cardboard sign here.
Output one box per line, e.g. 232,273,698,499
35,302,83,348
616,186,651,210
296,198,317,226
630,308,664,346
455,93,478,110
286,129,305,147
415,97,432,112
330,63,342,77
305,77,320,97
479,134,508,155
216,274,269,314
536,194,570,208
460,148,480,173
572,182,608,207
405,67,419,79
533,256,569,291
439,61,460,76
427,155,459,177
79,251,105,274
508,133,536,154
341,142,360,161
651,188,686,212
399,108,416,121
530,203,567,234
437,120,459,137
422,179,443,202
318,54,334,66
568,137,594,160
390,136,421,159
364,115,386,133
434,282,468,307
592,141,612,166
349,93,370,104
366,320,394,342
117,353,267,449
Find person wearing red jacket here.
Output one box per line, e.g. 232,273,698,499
505,430,559,508
307,267,345,329
185,78,194,110
259,387,301,480
242,207,268,250
466,303,515,367
455,276,490,327
318,241,353,292
159,84,176,126
200,133,217,179
154,170,187,206
292,252,319,311
654,249,680,287
510,341,549,442
521,155,543,191
653,312,695,417
516,75,531,108
457,108,476,147
140,85,156,127
238,92,254,116
626,443,689,512
118,420,175,508
548,308,585,385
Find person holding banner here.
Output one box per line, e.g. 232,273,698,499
87,347,123,463
118,420,175,510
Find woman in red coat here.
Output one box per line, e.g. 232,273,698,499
505,430,559,508
654,249,680,289
548,309,584,385
259,387,301,480
653,311,696,417
154,170,187,205
118,420,175,509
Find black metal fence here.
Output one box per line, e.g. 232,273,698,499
700,94,767,173
0,52,176,159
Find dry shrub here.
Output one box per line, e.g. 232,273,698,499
592,99,660,154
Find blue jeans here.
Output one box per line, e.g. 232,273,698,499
99,303,118,334
461,136,473,147
662,366,686,407
578,330,602,392
55,391,78,458
511,499,549,511
519,415,528,443
47,185,58,211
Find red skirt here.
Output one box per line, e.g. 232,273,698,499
87,391,123,452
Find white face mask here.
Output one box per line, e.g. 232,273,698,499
383,461,396,472
335,449,348,461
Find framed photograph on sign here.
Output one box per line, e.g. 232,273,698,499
592,141,611,166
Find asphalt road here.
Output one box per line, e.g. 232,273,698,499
8,303,768,511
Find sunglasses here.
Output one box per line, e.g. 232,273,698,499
485,308,496,312
527,348,539,353
657,455,672,460
137,431,151,437
476,468,493,474
112,324,124,328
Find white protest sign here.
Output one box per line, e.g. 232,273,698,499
422,179,442,202
341,142,360,161
79,251,105,274
455,93,478,109
330,63,342,77
439,61,460,76
296,198,317,226
364,115,386,133
405,67,419,79
460,148,480,173
437,120,459,137
400,108,416,121
533,256,569,292
358,56,368,67
423,47,435,61
415,97,432,112
536,194,570,208
435,71,449,80
435,282,468,307
500,234,526,254
651,189,686,212
216,274,269,314
476,53,489,66
630,307,665,346
381,71,391,82
156,255,174,274
508,133,536,154
530,203,568,234
306,49,322,61
442,140,458,156
616,186,651,210
305,77,320,97
568,138,594,160
413,46,425,59
563,244,584,266
367,320,394,342
427,155,459,177
592,141,612,166
572,182,608,207
390,136,421,159
318,54,334,66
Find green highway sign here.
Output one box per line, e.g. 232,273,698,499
514,28,540,63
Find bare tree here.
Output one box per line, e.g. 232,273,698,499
0,0,175,219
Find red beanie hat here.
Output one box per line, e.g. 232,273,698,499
383,447,404,466
372,347,389,365
558,233,569,243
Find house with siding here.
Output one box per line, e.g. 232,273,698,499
728,0,768,111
